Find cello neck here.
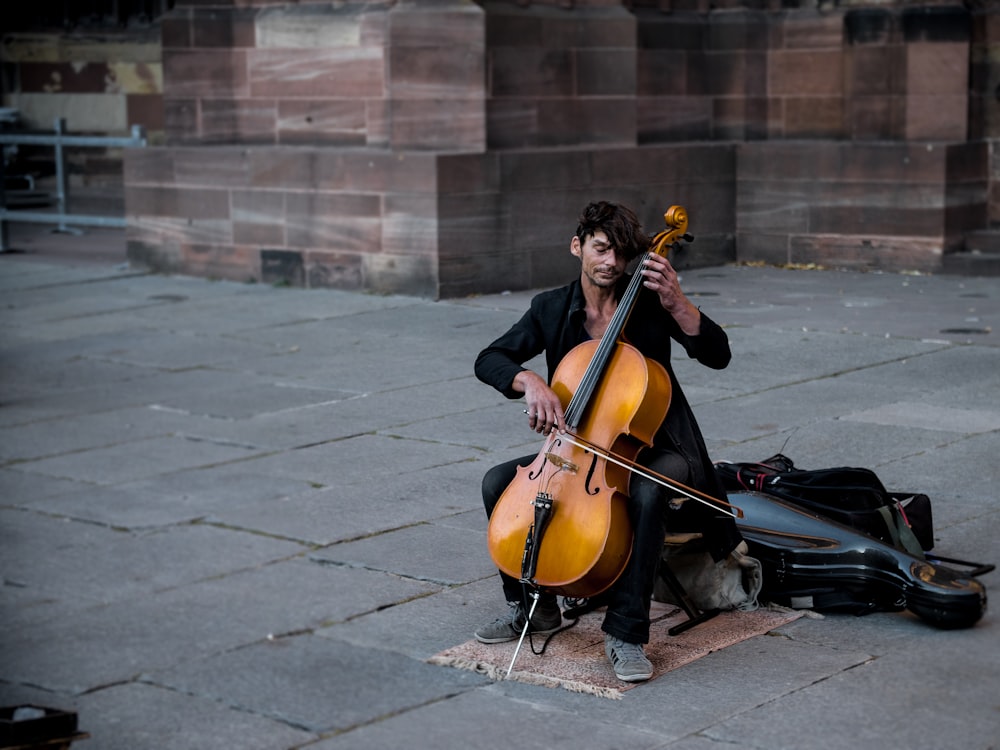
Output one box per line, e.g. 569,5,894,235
563,264,645,428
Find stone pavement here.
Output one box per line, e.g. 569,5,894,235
1,224,998,749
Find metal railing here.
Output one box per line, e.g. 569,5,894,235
0,117,147,251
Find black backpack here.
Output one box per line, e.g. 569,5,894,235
714,454,933,556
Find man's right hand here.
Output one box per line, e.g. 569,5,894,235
513,370,566,435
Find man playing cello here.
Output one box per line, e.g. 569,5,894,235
473,201,742,683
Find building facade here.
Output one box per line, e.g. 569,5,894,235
3,0,998,296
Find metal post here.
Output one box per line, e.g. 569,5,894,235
52,117,79,235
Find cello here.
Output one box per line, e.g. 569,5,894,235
486,206,740,602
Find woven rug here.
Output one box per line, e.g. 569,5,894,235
429,602,803,699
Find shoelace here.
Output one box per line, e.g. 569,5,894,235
610,640,647,665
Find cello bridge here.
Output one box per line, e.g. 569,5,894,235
544,453,578,473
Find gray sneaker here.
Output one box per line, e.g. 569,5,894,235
474,599,562,644
605,634,653,682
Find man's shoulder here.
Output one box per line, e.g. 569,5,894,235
530,279,579,308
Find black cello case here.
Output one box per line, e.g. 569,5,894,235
726,490,989,629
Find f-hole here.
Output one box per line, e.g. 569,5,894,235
583,452,600,496
529,437,561,481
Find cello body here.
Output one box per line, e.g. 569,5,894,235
486,339,671,598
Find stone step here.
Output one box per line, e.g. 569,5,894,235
965,229,1000,254
940,230,1000,276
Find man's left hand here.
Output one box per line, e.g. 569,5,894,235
640,255,702,335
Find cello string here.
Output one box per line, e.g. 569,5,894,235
565,252,652,427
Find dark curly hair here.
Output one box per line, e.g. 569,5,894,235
574,201,650,262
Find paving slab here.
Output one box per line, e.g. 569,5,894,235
304,687,666,750
11,467,318,529
310,520,496,586
208,465,478,546
0,508,305,630
151,634,487,735
75,682,315,750
1,238,997,749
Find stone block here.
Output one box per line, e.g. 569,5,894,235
637,50,688,97
255,4,368,48
553,8,635,49
533,96,636,147
126,93,165,132
846,45,902,96
437,152,499,194
680,180,738,234
498,149,592,191
737,182,811,234
127,185,230,220
382,193,438,258
735,231,791,266
365,98,390,147
638,95,713,142
250,149,436,194
232,189,286,246
789,234,943,272
847,95,895,140
486,98,538,149
388,1,486,50
161,14,193,48
484,5,544,48
190,8,257,48
389,98,486,151
779,11,843,50
944,200,988,240
162,49,248,98
810,201,943,238
363,252,437,297
706,9,771,51
163,98,199,143
712,96,768,140
200,99,277,143
906,41,968,96
303,250,364,290
285,192,382,253
489,47,574,97
576,48,637,96
388,43,486,99
905,94,967,141
702,50,767,97
839,142,942,182
124,148,176,185
769,49,844,97
248,47,383,98
276,99,367,145
738,142,841,182
173,146,252,187
946,141,989,182
437,191,505,261
783,96,845,138
591,143,734,187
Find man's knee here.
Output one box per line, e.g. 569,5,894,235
482,458,524,516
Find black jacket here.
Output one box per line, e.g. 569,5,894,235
475,276,742,561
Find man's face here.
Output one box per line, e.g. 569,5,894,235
572,230,627,289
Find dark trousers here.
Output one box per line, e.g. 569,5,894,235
482,448,690,644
